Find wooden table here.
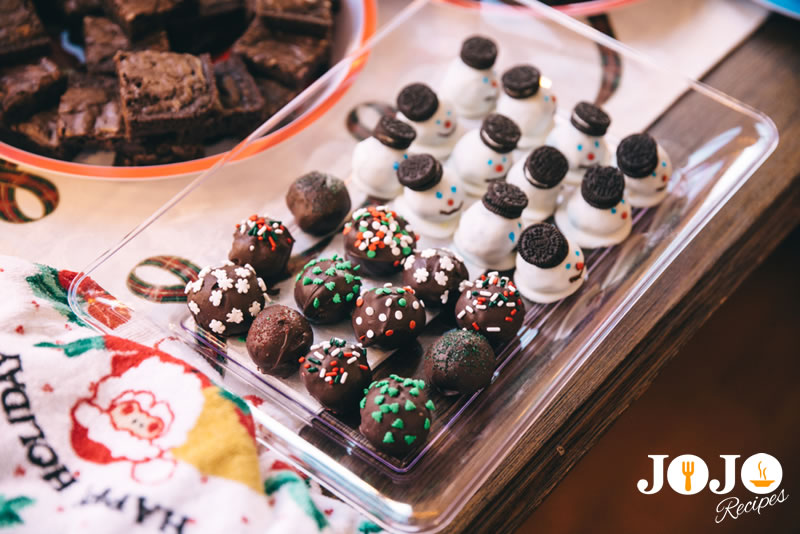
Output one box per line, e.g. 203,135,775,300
445,14,800,533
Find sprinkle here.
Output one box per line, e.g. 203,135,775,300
391,418,404,429
486,327,501,332
457,310,466,319
385,329,394,336
378,313,387,322
324,281,336,291
371,411,383,423
359,364,369,370
404,435,416,445
404,400,416,411
365,306,374,316
374,395,384,405
313,298,320,309
409,387,420,397
425,400,435,411
412,301,420,310
383,432,395,444
424,418,431,430
340,372,349,384
388,403,399,413
387,387,399,397
209,319,225,334
360,397,367,409
366,330,374,338
355,316,363,325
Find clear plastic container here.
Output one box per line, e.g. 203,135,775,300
69,1,778,532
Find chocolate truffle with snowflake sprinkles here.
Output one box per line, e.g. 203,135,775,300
300,337,372,413
246,305,313,377
352,284,426,349
402,248,469,307
359,374,435,457
294,254,362,323
424,329,495,395
454,271,526,347
342,206,417,276
185,262,268,337
229,214,294,281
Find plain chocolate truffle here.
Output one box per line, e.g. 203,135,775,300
424,329,495,395
286,171,352,236
246,304,313,377
300,337,372,414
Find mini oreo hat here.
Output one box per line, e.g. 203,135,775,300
460,35,498,70
397,154,442,191
482,181,528,219
616,133,658,178
524,146,568,189
480,113,521,154
397,83,439,122
580,166,625,209
502,65,541,99
373,115,416,149
570,102,611,137
518,223,569,269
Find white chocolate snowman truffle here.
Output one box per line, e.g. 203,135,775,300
450,113,520,197
507,146,568,227
351,115,416,199
439,35,500,119
495,65,556,150
545,102,611,186
396,83,461,160
514,223,586,303
555,166,632,249
615,133,673,208
393,154,465,238
454,181,527,271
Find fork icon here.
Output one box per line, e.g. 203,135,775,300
682,461,695,491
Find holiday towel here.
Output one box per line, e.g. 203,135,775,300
0,256,381,534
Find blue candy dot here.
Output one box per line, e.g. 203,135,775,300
566,263,571,270
575,250,580,256
577,144,583,151
403,154,409,159
594,140,600,148
436,120,441,125
451,186,457,193
620,199,625,204
447,110,451,116
508,232,515,243
435,191,443,199
662,161,667,167
652,171,657,176
611,208,617,214
544,95,549,101
393,162,399,170
483,77,489,83
518,222,522,228
502,156,507,162
487,159,493,165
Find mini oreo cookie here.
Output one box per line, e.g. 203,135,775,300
616,133,658,178
479,113,521,154
570,101,611,137
397,83,439,122
524,146,568,189
397,154,442,191
373,115,416,149
518,223,569,269
581,166,625,209
482,181,528,219
460,35,498,70
502,65,540,99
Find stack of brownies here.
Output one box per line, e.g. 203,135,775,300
0,0,334,165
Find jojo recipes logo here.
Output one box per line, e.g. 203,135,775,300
637,453,789,523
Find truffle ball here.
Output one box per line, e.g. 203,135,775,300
246,305,313,377
424,329,495,395
352,285,426,349
454,271,525,347
300,337,372,414
286,171,352,236
229,214,294,281
402,248,469,307
294,254,362,323
342,205,417,276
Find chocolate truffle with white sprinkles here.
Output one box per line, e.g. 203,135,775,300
352,284,426,349
454,271,526,348
294,254,362,323
359,374,435,457
301,337,372,414
229,214,294,281
286,171,352,236
186,262,268,337
424,329,495,395
342,205,418,276
402,248,469,307
246,304,313,378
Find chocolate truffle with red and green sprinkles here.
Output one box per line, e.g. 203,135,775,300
454,271,525,347
229,214,294,281
342,205,417,276
300,337,372,414
424,329,495,395
246,304,314,377
352,284,426,349
294,254,362,323
402,248,469,307
359,374,435,457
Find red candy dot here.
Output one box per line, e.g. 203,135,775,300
444,120,452,128
495,164,504,172
491,80,498,87
448,199,454,206
621,212,628,219
662,175,668,182
356,297,363,307
587,153,595,161
409,321,416,330
576,262,584,270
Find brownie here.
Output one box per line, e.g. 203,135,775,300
255,76,299,118
1,108,77,160
115,50,219,137
83,16,170,74
0,58,66,123
167,0,246,54
0,0,51,64
58,0,103,20
114,136,205,166
57,74,123,148
252,0,333,37
233,19,330,89
211,56,265,138
102,0,183,38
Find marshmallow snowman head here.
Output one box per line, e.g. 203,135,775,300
515,223,586,303
352,115,416,199
398,154,465,223
616,133,673,206
451,113,521,196
396,83,458,146
497,65,557,141
554,102,611,170
441,35,500,117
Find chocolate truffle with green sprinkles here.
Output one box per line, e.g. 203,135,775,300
342,205,418,276
352,284,426,349
359,374,435,457
300,337,372,414
454,271,526,348
424,329,495,395
294,254,361,324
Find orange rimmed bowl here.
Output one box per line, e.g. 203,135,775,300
439,0,643,17
0,0,377,182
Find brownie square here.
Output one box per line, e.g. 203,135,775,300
167,1,247,55
58,0,103,20
252,0,332,37
0,58,66,122
233,19,330,89
0,0,51,64
84,16,170,74
0,108,78,159
210,56,265,138
254,76,298,118
114,136,205,166
57,74,124,148
115,50,219,137
101,0,183,38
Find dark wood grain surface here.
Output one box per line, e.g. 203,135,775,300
445,14,800,534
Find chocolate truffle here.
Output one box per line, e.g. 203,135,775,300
402,248,469,306
286,171,352,235
479,113,521,154
293,254,362,323
185,262,268,337
424,329,495,395
352,284,426,349
246,304,313,377
300,337,372,413
359,374,435,457
229,214,294,281
342,206,417,276
455,271,525,347
570,101,610,137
